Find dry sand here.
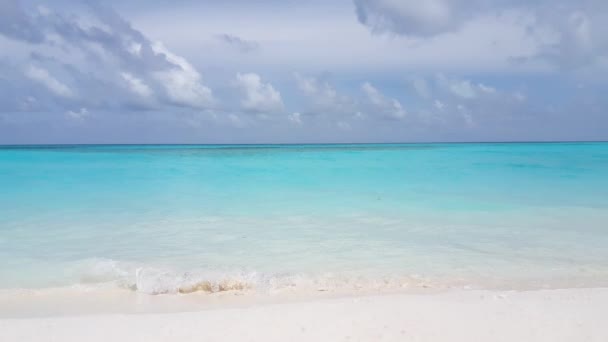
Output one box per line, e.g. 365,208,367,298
1,288,607,342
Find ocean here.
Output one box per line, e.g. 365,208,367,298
1,143,608,297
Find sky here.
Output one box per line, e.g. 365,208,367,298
0,0,607,144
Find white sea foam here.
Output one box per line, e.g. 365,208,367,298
67,258,450,295
65,257,608,296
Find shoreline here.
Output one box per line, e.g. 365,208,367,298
2,287,607,341
2,280,607,318
0,284,453,319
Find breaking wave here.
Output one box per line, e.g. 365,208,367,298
71,258,443,295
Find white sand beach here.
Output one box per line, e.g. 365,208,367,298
2,288,607,342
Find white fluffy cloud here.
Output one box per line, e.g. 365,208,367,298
235,73,283,113
410,74,526,127
294,73,356,115
24,66,73,98
65,107,89,120
293,75,407,122
151,42,214,108
288,112,302,125
121,72,153,98
436,74,496,99
361,82,406,120
1,2,215,113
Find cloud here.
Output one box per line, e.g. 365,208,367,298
361,82,406,119
24,65,74,98
294,73,356,115
217,34,259,53
151,42,214,108
0,1,214,113
65,107,89,120
436,74,496,99
532,7,608,70
410,74,527,127
288,112,302,125
354,0,475,37
235,72,283,113
354,0,608,72
294,75,408,122
121,72,153,98
0,0,46,43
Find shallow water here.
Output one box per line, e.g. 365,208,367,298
1,143,608,295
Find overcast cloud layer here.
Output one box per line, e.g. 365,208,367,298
0,0,607,143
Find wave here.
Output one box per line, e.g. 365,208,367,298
70,258,444,295
75,259,254,294
7,258,605,296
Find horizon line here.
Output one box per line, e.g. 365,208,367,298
1,140,608,147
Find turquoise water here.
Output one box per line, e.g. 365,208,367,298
1,143,608,294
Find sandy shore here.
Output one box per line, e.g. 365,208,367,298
1,288,607,342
